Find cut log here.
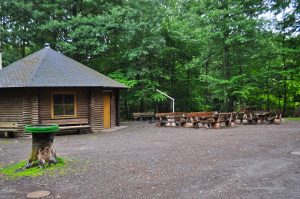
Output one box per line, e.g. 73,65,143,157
197,123,203,128
234,119,242,124
212,123,221,129
273,119,281,125
242,119,249,125
183,122,194,128
26,133,57,168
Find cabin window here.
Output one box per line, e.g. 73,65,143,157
52,93,76,118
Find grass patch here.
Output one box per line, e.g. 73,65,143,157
285,117,300,121
0,157,66,179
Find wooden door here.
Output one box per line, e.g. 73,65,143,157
103,94,111,129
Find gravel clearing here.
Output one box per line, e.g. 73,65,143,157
0,121,300,199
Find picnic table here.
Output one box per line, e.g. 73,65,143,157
133,112,155,121
236,110,281,125
155,110,281,128
155,112,185,127
155,112,235,129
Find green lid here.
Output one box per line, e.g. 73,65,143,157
25,124,59,133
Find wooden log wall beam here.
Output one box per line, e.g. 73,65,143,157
90,89,103,133
115,89,120,126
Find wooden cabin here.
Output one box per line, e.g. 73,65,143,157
0,45,127,136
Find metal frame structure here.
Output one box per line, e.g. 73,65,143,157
156,89,175,113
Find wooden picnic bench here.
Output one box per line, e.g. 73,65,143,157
240,110,258,124
236,111,281,125
155,112,185,127
216,112,236,128
42,118,90,134
155,110,281,129
253,111,270,124
266,111,282,124
184,112,218,128
235,112,245,124
133,112,155,121
156,112,235,129
194,112,235,129
0,121,18,137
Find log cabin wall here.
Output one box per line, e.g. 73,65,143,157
0,88,39,135
0,88,120,135
115,89,120,126
30,89,39,125
90,89,120,132
0,89,22,123
0,89,23,134
21,88,39,134
38,88,89,122
90,89,103,132
110,91,116,127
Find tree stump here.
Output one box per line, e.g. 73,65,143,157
25,125,58,168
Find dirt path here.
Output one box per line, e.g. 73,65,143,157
1,121,299,199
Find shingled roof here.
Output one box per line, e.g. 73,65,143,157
0,46,127,88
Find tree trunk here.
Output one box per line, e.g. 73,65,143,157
282,82,288,116
267,63,270,111
278,90,281,112
171,52,175,97
282,35,288,117
125,99,129,119
27,133,56,168
267,84,270,112
223,44,230,80
186,69,190,112
205,60,209,109
223,32,231,111
140,99,144,112
292,92,296,117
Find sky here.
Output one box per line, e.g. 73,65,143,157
259,3,299,36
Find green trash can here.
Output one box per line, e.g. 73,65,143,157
25,124,59,168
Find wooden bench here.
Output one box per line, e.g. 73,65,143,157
133,112,155,121
241,110,258,124
155,112,185,118
237,111,281,125
185,112,218,128
0,122,18,137
42,118,90,132
155,112,185,127
253,111,270,124
266,111,282,124
216,112,236,127
235,112,245,124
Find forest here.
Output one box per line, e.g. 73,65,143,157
0,0,299,118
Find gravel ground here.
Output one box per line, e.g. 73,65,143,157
0,121,300,199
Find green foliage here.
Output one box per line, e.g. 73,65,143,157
0,0,299,116
108,70,137,88
285,118,300,121
0,157,66,179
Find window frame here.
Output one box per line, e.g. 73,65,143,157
51,92,77,119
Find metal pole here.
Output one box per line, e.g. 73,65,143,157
172,99,175,113
156,89,175,113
